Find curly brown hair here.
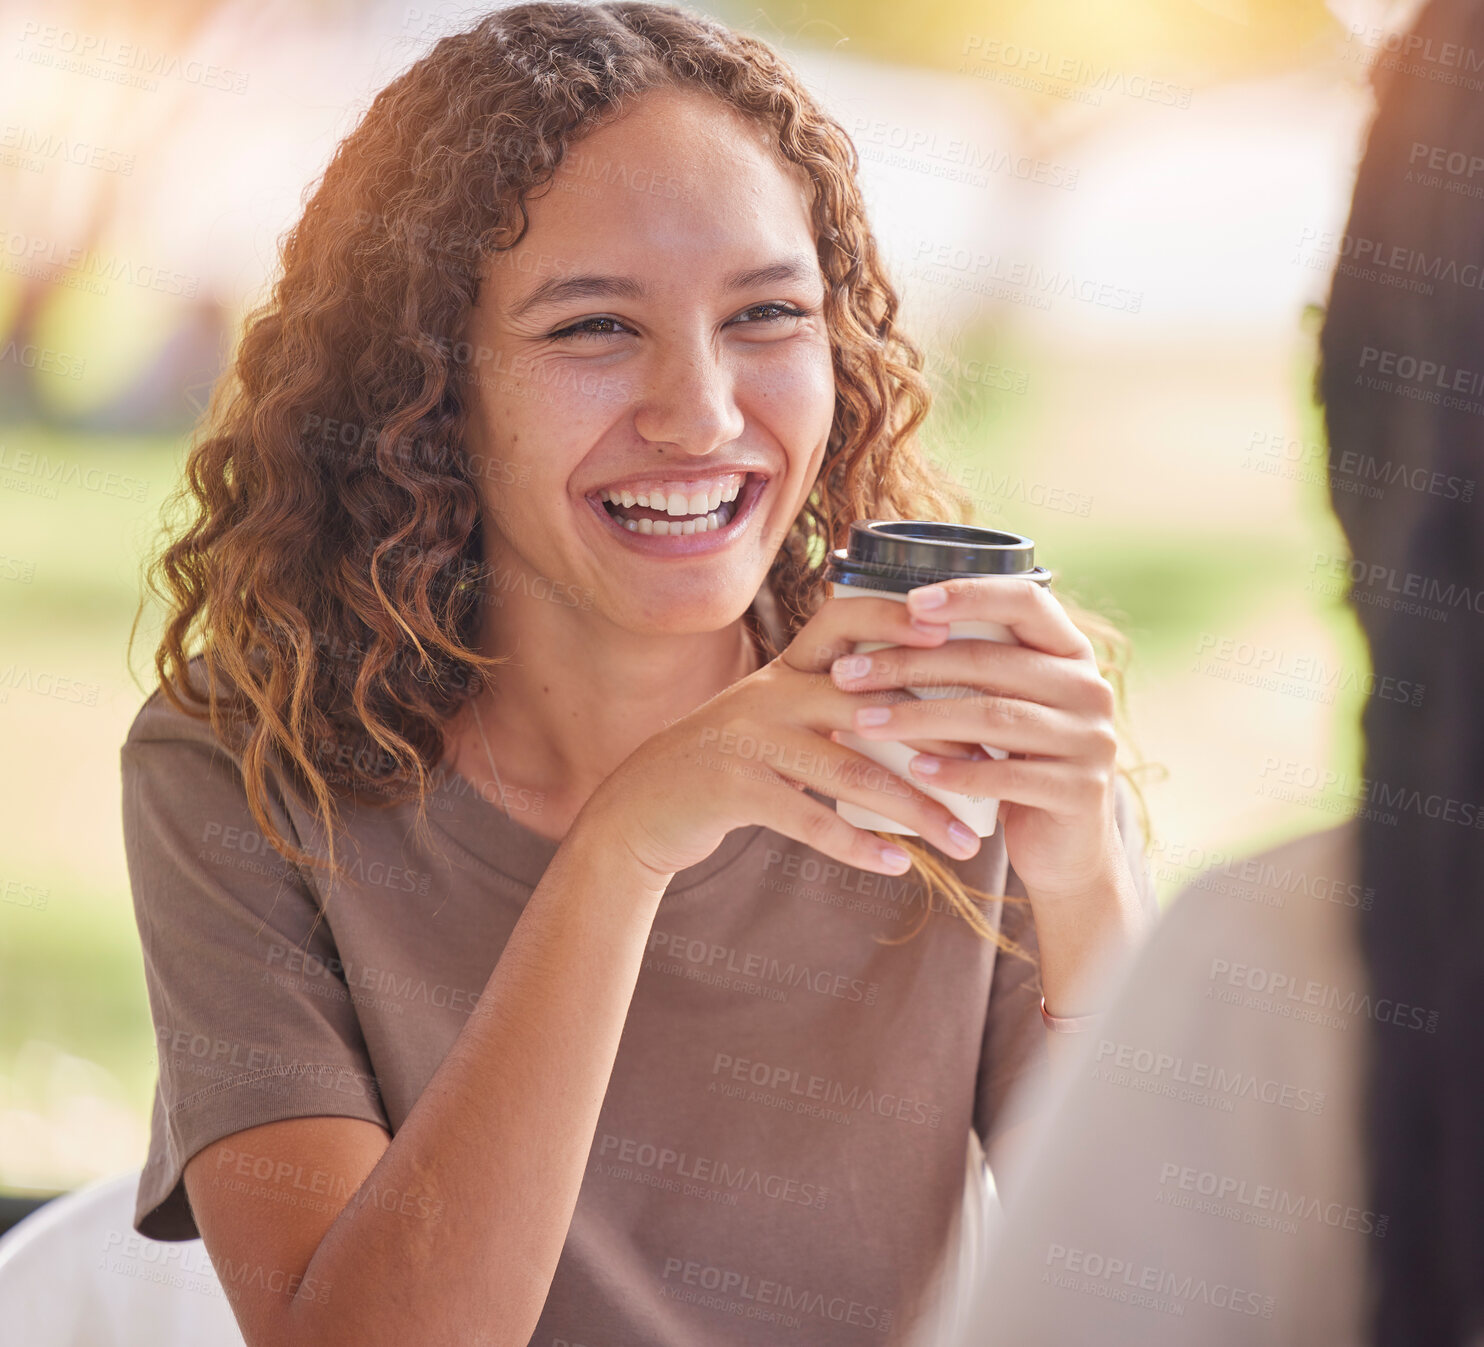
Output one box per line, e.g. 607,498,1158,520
133,0,1151,954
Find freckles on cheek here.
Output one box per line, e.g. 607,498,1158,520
754,347,835,438
494,368,625,482
534,361,634,421
495,370,605,437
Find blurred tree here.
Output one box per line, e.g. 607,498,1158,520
724,0,1341,91
0,0,233,425
714,0,1348,355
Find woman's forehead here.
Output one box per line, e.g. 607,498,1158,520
483,155,816,308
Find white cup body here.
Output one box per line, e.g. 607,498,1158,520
829,580,1022,837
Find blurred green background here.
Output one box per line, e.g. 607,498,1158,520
2,0,1382,1194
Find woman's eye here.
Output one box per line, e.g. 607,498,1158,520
550,316,631,342
549,302,812,342
733,302,811,325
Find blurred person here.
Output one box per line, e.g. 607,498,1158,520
118,4,1157,1345
956,1,1484,1343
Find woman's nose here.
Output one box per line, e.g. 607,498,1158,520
630,342,747,455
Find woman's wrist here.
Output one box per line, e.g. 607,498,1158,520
564,795,676,907
1040,997,1102,1033
1028,866,1148,1021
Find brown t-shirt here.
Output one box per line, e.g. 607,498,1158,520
122,643,1155,1345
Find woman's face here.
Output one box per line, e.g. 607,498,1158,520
462,85,836,638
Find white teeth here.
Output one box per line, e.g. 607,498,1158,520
618,501,734,535
599,475,750,509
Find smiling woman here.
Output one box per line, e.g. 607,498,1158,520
121,4,1155,1346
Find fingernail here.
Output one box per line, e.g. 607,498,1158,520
947,821,979,855
908,754,940,776
909,585,948,610
910,619,948,635
856,706,892,727
832,654,872,679
879,844,912,872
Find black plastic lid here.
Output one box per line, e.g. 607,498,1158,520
823,520,1051,595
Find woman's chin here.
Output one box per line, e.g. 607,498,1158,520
585,586,760,638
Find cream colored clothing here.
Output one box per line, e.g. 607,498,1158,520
956,821,1374,1345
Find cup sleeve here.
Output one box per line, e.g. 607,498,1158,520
121,692,390,1242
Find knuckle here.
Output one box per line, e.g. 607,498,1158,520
720,711,757,741
978,692,1025,728
1091,723,1119,759
1080,766,1112,803
801,669,834,699
1085,673,1116,714
967,638,1000,683
869,648,902,683
797,803,836,846
999,755,1030,792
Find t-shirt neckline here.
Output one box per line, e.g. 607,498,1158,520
424,581,786,894
425,761,769,895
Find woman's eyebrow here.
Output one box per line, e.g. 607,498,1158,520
506,255,821,321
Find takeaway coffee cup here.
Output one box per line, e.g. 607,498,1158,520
823,520,1053,838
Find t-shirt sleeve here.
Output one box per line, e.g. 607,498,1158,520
122,686,390,1242
974,775,1159,1151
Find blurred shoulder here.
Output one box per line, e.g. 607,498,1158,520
1156,819,1363,986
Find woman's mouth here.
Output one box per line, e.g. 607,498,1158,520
585,471,768,555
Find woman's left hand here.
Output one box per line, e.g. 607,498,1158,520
828,575,1134,906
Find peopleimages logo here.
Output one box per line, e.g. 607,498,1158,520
908,239,1143,312
596,1132,828,1210
1206,958,1439,1034
1257,755,1484,829
1093,1039,1326,1114
1244,427,1475,502
1192,631,1424,708
1157,1164,1388,1238
647,928,879,1006
1146,837,1374,910
707,1051,944,1128
16,21,250,94
849,115,1081,191
1310,550,1484,618
1043,1243,1274,1318
958,36,1193,109
1294,228,1484,295
1360,344,1484,398
658,1254,893,1334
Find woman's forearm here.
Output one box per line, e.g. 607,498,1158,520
986,876,1148,1197
285,812,671,1347
1033,870,1148,1020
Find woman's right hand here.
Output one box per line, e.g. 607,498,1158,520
574,594,984,888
